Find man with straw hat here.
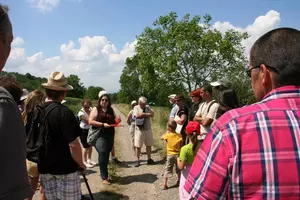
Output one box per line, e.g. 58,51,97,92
38,71,85,200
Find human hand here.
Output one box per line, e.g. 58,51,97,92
78,163,86,174
103,123,111,128
115,116,121,124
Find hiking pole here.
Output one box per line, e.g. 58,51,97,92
79,168,94,200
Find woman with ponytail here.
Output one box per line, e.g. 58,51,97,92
177,121,201,200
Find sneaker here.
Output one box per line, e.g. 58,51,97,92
134,161,140,167
84,162,94,168
111,157,121,164
87,159,97,166
147,158,155,165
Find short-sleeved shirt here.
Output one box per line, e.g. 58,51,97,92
38,101,81,175
195,100,219,134
133,105,153,131
169,104,179,118
0,87,33,200
179,143,196,165
162,131,182,155
77,108,91,130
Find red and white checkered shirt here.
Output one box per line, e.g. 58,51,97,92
184,86,300,200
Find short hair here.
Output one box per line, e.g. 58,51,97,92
250,28,300,86
45,89,65,101
138,96,147,104
201,85,213,94
218,88,240,109
175,94,185,101
0,4,11,37
0,75,22,104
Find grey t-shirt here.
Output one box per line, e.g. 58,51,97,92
0,87,33,200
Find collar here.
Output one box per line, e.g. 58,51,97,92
261,85,300,103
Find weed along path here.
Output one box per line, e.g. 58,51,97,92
33,105,179,200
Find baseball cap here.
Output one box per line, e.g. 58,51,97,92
185,121,200,135
131,100,137,106
168,94,176,99
210,79,231,88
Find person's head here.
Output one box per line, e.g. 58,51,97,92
138,96,147,109
174,94,185,107
168,94,176,105
200,85,213,101
0,5,13,71
131,100,137,109
42,72,73,102
190,89,201,103
167,120,177,133
218,88,239,111
82,99,92,109
210,79,231,91
185,121,201,154
0,75,22,104
249,28,300,101
22,90,46,123
98,94,111,109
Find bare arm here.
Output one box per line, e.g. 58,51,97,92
88,107,110,128
127,112,132,125
175,114,187,125
137,107,154,118
69,138,85,169
177,157,186,170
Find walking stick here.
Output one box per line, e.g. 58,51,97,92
80,169,94,200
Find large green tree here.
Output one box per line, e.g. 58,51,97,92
85,86,104,100
66,74,86,98
128,12,252,105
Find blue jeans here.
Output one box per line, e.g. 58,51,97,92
94,137,113,180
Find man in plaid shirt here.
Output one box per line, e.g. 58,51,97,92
184,28,300,199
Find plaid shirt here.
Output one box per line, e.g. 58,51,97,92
184,86,300,200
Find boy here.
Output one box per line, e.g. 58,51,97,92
161,120,183,190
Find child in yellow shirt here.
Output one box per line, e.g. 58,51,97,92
161,120,183,190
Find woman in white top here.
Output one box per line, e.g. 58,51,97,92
78,99,96,168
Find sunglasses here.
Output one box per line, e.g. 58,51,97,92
246,65,279,78
101,99,109,102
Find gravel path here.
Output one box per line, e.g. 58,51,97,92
33,105,180,200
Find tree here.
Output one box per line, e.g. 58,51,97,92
85,86,104,100
66,74,86,98
132,12,250,104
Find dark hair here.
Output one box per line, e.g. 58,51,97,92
82,99,92,107
218,88,240,109
0,4,11,37
175,94,185,101
190,134,201,155
250,28,300,86
45,89,65,101
0,76,22,104
201,85,213,94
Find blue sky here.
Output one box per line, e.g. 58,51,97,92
3,0,300,91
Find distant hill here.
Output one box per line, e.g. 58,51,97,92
0,71,47,92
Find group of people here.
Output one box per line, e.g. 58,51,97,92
1,3,300,200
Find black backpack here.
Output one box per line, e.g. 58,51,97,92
26,103,60,163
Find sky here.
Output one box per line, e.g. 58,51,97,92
3,0,300,92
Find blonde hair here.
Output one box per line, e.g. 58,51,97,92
22,90,46,125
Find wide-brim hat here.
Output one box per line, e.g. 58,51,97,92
42,72,73,91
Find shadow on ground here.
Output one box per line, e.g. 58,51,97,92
117,173,158,185
87,191,129,200
141,148,162,155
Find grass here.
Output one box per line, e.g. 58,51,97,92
116,104,170,157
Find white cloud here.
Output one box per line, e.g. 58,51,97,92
5,10,282,92
12,37,25,47
213,10,281,56
27,0,61,12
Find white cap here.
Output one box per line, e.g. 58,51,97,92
131,100,137,106
168,94,176,99
210,79,231,88
98,90,108,98
61,100,66,104
21,89,29,101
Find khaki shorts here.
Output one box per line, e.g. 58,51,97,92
164,155,180,178
26,159,39,178
134,129,153,148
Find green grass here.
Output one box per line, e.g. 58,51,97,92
116,104,170,157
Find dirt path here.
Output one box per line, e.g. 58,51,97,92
34,105,179,200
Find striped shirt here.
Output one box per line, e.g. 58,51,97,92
184,86,300,200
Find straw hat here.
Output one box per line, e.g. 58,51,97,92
42,72,73,91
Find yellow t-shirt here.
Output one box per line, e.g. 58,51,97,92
162,131,183,155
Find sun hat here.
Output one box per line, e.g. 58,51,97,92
20,88,29,101
131,100,137,106
168,94,176,99
98,90,108,98
210,79,231,88
42,72,73,91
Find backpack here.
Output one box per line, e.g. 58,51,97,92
26,103,61,163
